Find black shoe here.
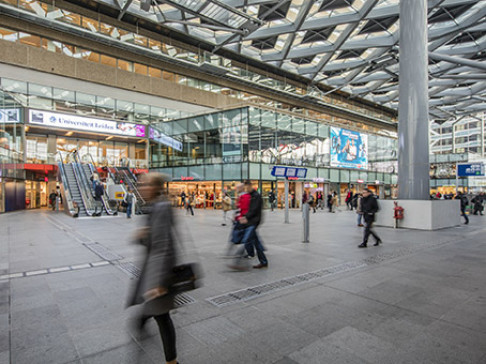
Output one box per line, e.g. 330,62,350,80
222,223,226,226
253,264,268,269
358,243,367,248
373,240,382,246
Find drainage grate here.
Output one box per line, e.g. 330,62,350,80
175,293,196,306
84,243,123,262
207,260,367,307
117,261,196,307
118,262,141,278
207,239,458,307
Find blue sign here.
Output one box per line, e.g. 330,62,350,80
271,166,307,178
457,163,485,177
330,127,368,170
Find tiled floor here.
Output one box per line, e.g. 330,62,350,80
1,207,485,364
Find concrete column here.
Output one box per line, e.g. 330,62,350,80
398,0,430,200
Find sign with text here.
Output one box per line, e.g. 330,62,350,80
149,127,183,151
29,110,146,137
456,163,485,177
271,166,307,179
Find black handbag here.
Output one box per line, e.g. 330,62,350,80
168,263,201,294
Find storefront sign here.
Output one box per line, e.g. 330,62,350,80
181,176,194,181
457,163,485,177
312,178,328,183
375,180,380,185
305,183,318,188
357,179,364,183
29,110,146,137
330,127,368,170
149,127,183,151
0,108,20,123
271,166,307,178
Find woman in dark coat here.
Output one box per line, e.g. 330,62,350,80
128,172,179,364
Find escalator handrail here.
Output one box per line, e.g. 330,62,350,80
70,153,96,216
83,156,116,216
122,169,146,205
56,152,76,216
114,167,145,206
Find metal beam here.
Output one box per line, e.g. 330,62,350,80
429,52,486,71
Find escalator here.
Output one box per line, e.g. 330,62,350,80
58,152,97,217
114,167,146,213
75,153,117,216
61,163,88,217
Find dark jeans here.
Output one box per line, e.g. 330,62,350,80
242,225,267,265
126,202,132,218
461,208,469,224
154,313,177,362
363,217,380,244
186,205,194,215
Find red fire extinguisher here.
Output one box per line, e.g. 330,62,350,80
393,201,404,228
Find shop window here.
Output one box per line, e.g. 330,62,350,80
148,67,162,78
117,59,133,72
134,63,148,76
100,54,117,68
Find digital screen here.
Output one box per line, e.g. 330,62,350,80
296,168,307,178
274,167,286,177
286,168,296,177
330,127,368,170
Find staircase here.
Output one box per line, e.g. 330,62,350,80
116,167,146,212
63,163,88,217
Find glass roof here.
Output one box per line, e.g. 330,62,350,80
42,0,486,120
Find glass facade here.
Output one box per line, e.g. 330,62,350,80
152,107,398,186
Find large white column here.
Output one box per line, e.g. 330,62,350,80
398,0,430,200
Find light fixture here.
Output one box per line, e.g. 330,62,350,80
106,136,114,140
66,131,74,136
24,126,29,132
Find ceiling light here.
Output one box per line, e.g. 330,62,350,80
66,131,74,136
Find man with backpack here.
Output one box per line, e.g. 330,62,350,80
124,188,135,219
94,181,105,217
358,188,382,248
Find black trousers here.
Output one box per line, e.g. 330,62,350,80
154,313,177,362
363,219,380,244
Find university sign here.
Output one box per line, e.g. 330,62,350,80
29,110,146,137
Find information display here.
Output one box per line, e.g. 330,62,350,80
330,127,368,170
149,127,183,152
271,166,307,178
29,110,146,137
457,163,485,177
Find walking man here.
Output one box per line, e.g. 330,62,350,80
230,181,268,270
358,188,382,248
124,188,135,219
456,192,469,224
268,190,276,212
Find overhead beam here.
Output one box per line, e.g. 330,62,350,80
428,52,486,71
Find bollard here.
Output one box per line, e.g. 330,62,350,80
302,202,310,243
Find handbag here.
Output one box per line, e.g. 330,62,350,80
168,263,201,294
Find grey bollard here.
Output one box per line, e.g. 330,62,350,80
302,202,310,243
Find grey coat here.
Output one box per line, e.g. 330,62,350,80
128,200,177,316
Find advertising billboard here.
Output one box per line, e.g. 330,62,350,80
330,127,368,169
29,110,146,137
149,127,183,151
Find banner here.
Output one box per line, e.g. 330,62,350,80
330,127,368,169
0,108,20,123
149,127,183,151
29,110,146,137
